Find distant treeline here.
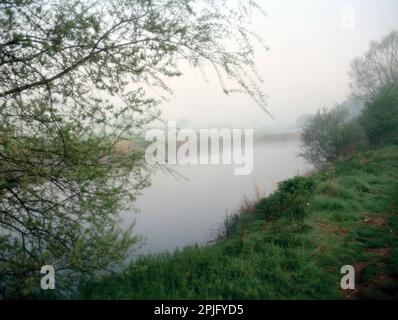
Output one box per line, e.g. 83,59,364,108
300,30,398,169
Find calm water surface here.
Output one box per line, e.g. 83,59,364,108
121,138,311,254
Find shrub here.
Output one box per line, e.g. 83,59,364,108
359,85,398,146
257,176,315,220
300,107,367,169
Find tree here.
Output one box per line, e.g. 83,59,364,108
0,0,267,298
349,30,398,99
359,84,398,146
300,106,367,169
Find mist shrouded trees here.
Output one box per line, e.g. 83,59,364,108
350,30,398,147
0,0,266,297
349,30,398,99
359,84,398,146
300,107,367,169
301,30,398,169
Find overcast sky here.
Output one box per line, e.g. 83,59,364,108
159,0,398,129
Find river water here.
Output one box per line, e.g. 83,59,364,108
121,138,311,255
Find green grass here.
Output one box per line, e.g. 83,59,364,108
77,146,398,299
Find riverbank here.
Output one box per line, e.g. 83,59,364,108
78,145,398,299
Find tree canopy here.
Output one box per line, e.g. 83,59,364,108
300,106,367,169
359,84,398,146
349,30,398,99
0,0,266,298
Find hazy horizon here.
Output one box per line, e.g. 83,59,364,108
158,0,398,129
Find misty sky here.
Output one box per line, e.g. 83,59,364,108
158,0,398,129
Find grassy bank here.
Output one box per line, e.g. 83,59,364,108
78,146,398,299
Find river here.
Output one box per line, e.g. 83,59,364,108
121,137,311,255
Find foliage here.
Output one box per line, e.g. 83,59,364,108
0,0,266,297
256,176,315,220
359,85,398,146
300,106,367,169
223,177,314,239
349,30,398,99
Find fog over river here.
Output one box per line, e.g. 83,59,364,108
121,137,311,255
